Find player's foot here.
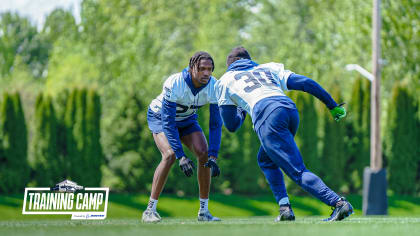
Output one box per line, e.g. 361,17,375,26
324,197,353,221
142,209,161,223
275,204,295,222
198,210,221,221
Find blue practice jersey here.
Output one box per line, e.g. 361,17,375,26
148,68,222,159
150,72,218,121
215,62,293,119
216,59,338,132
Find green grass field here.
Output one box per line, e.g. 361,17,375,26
2,217,420,236
1,193,419,236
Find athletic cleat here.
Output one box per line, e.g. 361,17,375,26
142,209,161,223
324,197,354,221
198,210,221,221
275,204,295,222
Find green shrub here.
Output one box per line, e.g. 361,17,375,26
320,85,347,192
345,78,370,192
31,94,61,186
385,83,418,195
0,92,29,193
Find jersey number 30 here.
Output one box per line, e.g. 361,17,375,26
234,70,276,93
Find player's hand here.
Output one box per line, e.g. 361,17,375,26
179,156,195,177
204,157,220,177
330,103,346,122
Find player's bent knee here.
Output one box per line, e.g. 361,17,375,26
195,150,208,164
161,150,176,165
287,170,304,185
195,148,208,159
301,171,318,186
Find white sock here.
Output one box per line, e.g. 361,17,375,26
278,197,290,206
147,198,158,212
199,198,209,212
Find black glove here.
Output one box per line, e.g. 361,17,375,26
204,158,220,177
179,156,195,177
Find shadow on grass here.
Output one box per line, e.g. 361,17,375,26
108,194,171,217
1,193,419,218
0,194,23,208
211,194,271,216
388,195,420,211
347,194,420,212
211,193,365,216
245,194,325,216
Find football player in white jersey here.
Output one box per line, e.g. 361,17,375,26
215,47,353,222
142,52,222,223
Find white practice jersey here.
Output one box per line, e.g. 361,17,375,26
149,72,218,121
215,62,293,117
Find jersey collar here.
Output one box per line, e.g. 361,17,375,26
226,59,259,72
182,67,209,96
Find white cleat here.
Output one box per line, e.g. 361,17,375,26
142,209,161,223
197,210,221,221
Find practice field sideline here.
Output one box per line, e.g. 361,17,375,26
1,217,420,236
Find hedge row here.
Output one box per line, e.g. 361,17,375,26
0,88,102,193
0,82,418,196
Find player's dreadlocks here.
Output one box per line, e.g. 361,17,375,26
189,51,215,72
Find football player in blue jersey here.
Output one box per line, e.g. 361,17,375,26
142,51,223,223
215,46,353,222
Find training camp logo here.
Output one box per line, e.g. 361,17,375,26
22,180,109,220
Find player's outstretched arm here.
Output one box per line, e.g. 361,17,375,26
208,104,222,158
287,74,346,121
219,105,246,132
162,99,193,177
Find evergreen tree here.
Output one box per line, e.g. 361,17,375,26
230,117,263,194
385,83,418,195
55,90,69,179
320,85,347,191
49,88,104,187
102,89,158,192
0,92,29,193
214,124,242,195
64,89,79,182
12,92,29,186
416,101,420,195
199,107,267,195
31,94,60,186
85,89,103,186
294,92,320,174
73,88,88,184
346,78,370,192
0,93,16,192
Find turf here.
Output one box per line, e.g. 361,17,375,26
1,217,420,236
3,193,420,220
1,193,419,236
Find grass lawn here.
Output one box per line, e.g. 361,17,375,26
1,217,420,236
1,193,419,236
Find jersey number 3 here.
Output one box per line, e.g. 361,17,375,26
234,70,276,93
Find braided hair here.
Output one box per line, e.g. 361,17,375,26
189,51,215,72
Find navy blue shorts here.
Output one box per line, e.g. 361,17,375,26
147,108,202,137
256,106,306,180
